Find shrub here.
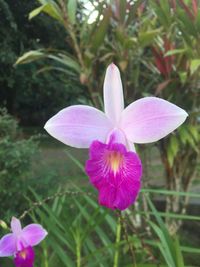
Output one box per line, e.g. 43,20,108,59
0,109,38,219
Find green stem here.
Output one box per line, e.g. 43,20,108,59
76,239,81,267
119,212,137,267
44,245,49,267
113,216,121,267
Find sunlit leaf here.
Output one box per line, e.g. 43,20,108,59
67,0,77,24
29,3,63,22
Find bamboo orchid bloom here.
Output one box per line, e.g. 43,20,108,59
44,64,188,210
0,217,47,267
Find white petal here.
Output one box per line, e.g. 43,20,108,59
0,234,16,257
44,105,113,148
103,63,124,124
120,97,188,143
22,224,48,247
11,217,22,235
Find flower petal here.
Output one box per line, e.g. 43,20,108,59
0,234,16,257
120,97,188,143
14,246,35,267
11,217,22,235
85,140,142,210
103,64,124,124
44,105,113,148
22,224,48,247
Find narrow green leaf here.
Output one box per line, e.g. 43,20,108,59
67,0,77,24
141,188,200,198
181,246,200,254
15,50,45,65
29,3,63,22
187,125,199,142
165,48,187,57
65,151,85,173
91,8,110,53
136,211,200,221
149,222,176,267
48,54,81,73
174,237,185,267
146,195,177,262
29,5,47,20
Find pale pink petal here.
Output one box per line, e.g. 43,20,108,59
106,128,127,145
22,224,48,247
44,105,113,148
0,234,16,256
127,141,136,152
103,63,124,124
120,97,188,143
11,217,22,235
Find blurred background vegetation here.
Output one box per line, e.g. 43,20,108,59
0,0,200,266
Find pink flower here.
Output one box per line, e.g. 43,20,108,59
0,217,47,267
44,64,188,210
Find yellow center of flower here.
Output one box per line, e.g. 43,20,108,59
19,250,27,259
107,151,123,173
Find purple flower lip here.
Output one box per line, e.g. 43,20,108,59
85,137,142,210
14,246,35,267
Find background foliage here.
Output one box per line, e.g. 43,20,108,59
0,0,200,266
0,0,85,125
0,109,37,219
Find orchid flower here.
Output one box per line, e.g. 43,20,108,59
0,217,47,267
44,64,188,210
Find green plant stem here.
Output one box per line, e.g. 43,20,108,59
113,216,121,267
119,212,137,267
43,245,49,267
76,240,81,267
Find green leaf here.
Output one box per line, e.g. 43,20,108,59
137,211,200,221
178,126,190,145
150,1,170,28
141,188,200,198
166,142,174,167
90,8,110,53
174,237,185,267
48,54,81,73
138,29,161,47
187,125,199,142
29,3,63,23
126,0,143,25
29,5,47,19
149,222,176,267
179,71,187,84
65,151,85,173
165,48,187,57
169,135,179,162
146,195,177,263
177,9,197,37
67,0,77,24
15,50,45,65
190,59,200,74
119,0,126,22
181,246,200,254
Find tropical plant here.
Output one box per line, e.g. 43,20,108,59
15,0,200,233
